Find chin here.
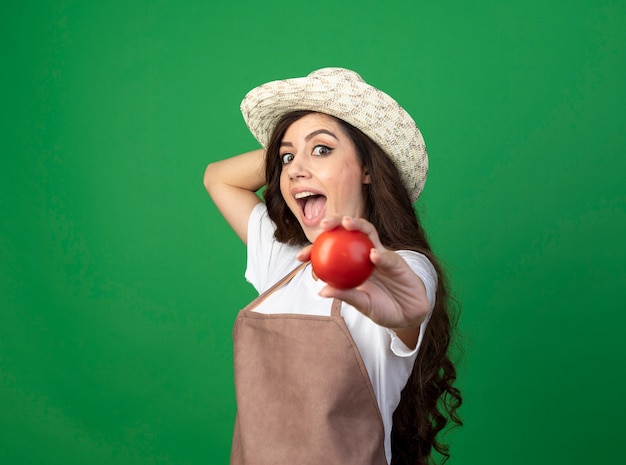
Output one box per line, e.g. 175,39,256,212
301,225,321,244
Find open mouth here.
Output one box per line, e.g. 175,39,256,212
295,191,327,222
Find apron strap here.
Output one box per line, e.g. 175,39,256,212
242,261,309,312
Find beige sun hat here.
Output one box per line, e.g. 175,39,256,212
240,67,428,202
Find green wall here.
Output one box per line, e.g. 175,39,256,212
2,1,624,464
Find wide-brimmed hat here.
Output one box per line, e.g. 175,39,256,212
240,67,428,202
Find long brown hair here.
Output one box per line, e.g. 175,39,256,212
264,110,462,465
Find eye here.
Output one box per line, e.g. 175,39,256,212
281,153,295,165
312,145,332,156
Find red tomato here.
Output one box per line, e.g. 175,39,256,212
310,227,375,289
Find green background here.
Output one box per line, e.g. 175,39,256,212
2,1,624,464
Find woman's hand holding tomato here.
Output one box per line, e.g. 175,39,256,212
297,216,430,345
310,226,375,290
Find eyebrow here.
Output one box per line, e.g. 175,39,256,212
305,129,339,141
281,129,340,147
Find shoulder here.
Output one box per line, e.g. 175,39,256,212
246,203,301,293
395,250,437,277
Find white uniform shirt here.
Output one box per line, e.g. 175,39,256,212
245,203,437,462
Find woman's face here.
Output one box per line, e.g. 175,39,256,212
279,112,370,242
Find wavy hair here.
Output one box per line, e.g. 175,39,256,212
263,110,462,465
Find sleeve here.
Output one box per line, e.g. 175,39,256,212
385,250,438,357
245,203,300,293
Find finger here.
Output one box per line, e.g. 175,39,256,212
340,216,384,250
369,247,404,272
296,244,313,261
320,216,343,231
319,286,372,316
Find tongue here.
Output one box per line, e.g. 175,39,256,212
304,196,326,220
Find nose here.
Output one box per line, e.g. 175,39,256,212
285,153,310,181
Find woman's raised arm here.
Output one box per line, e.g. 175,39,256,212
203,149,265,244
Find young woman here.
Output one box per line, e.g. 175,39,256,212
204,68,461,465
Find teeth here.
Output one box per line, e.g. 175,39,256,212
294,191,318,199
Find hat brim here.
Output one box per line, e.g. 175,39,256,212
240,68,428,202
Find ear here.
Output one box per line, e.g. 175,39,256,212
361,166,371,184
